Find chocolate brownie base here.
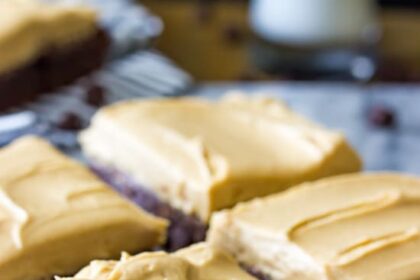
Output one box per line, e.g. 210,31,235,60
244,266,271,280
0,29,109,110
90,164,207,252
0,62,41,110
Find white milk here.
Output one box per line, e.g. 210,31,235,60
250,0,378,46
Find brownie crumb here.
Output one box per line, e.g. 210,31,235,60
56,112,83,130
368,106,396,128
84,84,105,107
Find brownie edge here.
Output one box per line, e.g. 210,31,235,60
0,29,109,110
90,163,207,252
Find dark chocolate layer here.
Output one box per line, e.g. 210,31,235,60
0,60,41,109
0,29,109,110
90,164,207,252
244,265,272,280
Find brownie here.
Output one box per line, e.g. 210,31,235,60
79,163,269,280
90,163,207,252
0,136,167,280
0,29,109,110
41,29,109,92
0,61,41,110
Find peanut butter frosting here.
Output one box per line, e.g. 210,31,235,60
58,243,256,280
79,93,361,221
0,0,97,74
0,136,167,280
208,173,420,280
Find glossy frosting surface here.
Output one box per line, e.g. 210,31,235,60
80,93,361,221
0,0,96,74
0,136,167,280
208,173,420,280
59,243,256,280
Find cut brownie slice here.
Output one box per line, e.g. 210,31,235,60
0,0,109,110
79,93,361,223
0,136,167,280
57,243,257,280
208,173,420,280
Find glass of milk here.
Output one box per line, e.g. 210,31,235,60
249,0,380,80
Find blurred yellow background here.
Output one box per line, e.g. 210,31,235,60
143,0,420,81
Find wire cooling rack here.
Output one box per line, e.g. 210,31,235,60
0,0,193,151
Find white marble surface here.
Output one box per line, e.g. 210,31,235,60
195,82,420,175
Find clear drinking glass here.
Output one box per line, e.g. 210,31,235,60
249,0,381,80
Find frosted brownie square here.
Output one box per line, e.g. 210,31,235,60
79,94,361,247
208,173,420,280
0,136,167,280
